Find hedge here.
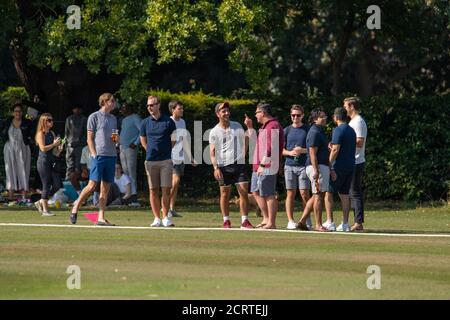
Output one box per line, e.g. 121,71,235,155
1,86,449,201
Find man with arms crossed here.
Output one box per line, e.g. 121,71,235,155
140,96,177,227
209,102,253,229
69,93,118,226
344,97,367,231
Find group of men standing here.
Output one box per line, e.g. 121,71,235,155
209,98,367,232
66,92,367,232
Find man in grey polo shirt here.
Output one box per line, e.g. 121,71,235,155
69,93,118,226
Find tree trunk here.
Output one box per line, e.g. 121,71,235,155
331,9,355,96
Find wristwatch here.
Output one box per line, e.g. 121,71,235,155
259,163,266,168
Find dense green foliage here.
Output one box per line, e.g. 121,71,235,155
1,86,449,201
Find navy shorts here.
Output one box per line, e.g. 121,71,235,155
89,156,116,183
219,164,249,187
329,169,354,195
173,164,185,176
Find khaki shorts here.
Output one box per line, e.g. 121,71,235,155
306,165,330,194
144,159,173,189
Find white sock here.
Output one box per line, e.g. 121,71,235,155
223,216,230,222
241,215,248,223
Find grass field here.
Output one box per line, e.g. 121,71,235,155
0,203,449,299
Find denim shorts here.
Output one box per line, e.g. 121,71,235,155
250,171,277,197
284,165,310,190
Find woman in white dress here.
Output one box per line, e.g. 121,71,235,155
2,103,33,200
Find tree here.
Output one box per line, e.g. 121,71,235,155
2,0,448,120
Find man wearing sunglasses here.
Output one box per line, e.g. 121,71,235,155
140,96,177,228
282,105,312,230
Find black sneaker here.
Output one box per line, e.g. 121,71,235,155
69,213,77,225
96,220,115,226
168,209,183,218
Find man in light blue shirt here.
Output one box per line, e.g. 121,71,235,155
119,103,141,204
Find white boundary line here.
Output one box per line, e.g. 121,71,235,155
1,223,449,238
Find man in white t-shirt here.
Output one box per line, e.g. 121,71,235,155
114,163,132,204
209,102,253,229
343,97,367,232
168,101,196,218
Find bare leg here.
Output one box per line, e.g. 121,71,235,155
236,183,249,217
313,193,325,229
299,189,310,210
285,189,296,222
97,182,110,222
41,199,49,212
71,180,97,214
253,192,268,226
298,196,314,224
170,173,181,210
263,195,278,229
325,192,334,223
161,187,171,219
219,186,231,217
150,188,161,219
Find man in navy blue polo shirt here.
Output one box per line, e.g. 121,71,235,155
297,108,330,232
327,107,356,232
140,95,177,227
282,104,311,230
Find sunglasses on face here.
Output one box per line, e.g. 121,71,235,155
291,114,302,118
46,119,53,123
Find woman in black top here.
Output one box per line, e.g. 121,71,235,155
34,113,63,216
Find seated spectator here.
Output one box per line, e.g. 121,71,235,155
114,163,134,205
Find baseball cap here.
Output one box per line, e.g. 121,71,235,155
215,101,230,113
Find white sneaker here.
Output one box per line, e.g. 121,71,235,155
306,217,313,230
286,221,298,230
128,202,140,207
323,221,336,231
336,223,350,232
42,211,55,217
150,218,162,227
162,217,175,227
